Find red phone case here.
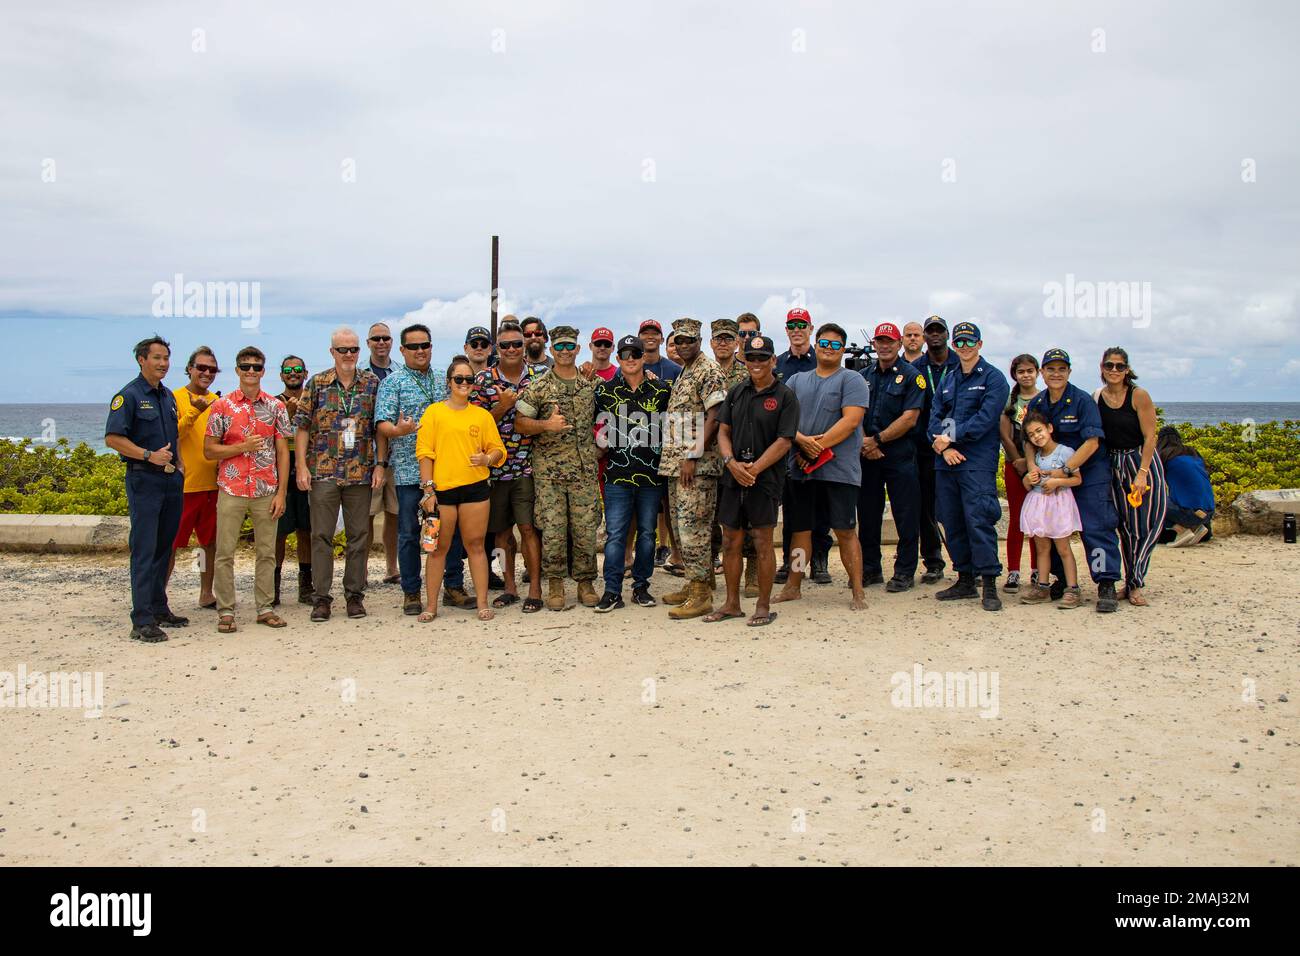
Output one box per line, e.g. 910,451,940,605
802,447,834,474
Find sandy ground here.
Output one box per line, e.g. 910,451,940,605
0,535,1295,867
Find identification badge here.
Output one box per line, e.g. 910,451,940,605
342,418,356,450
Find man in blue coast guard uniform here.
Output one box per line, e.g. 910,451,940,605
104,335,187,643
926,321,1010,611
1022,347,1122,613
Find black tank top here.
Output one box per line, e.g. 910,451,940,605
1098,386,1144,450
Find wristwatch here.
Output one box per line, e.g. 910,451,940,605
376,459,389,468
721,454,734,466
1062,465,1076,478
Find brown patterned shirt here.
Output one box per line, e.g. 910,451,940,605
292,367,380,486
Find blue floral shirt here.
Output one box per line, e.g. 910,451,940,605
375,365,447,485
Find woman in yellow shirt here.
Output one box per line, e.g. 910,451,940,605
416,356,507,622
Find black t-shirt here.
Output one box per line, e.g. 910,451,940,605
717,377,800,493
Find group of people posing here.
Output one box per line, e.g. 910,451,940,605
106,309,1203,642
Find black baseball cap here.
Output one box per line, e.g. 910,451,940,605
743,335,776,359
465,326,491,343
923,315,948,331
616,335,645,358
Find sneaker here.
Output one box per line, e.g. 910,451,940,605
1095,580,1119,614
1003,571,1020,593
595,592,624,613
1058,586,1082,609
1169,525,1209,548
1049,577,1066,601
936,573,978,600
885,575,914,592
1020,584,1051,604
1029,570,1040,588
654,546,670,567
920,566,945,585
130,623,168,643
346,596,367,619
862,571,885,587
631,587,656,608
154,612,189,627
310,598,332,622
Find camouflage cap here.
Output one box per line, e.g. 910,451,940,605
710,318,739,337
672,317,702,337
550,325,579,344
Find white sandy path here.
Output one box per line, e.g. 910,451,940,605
0,536,1295,866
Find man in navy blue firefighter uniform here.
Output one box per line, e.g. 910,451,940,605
926,322,1010,611
105,335,188,642
857,322,926,592
1023,347,1122,613
911,315,961,583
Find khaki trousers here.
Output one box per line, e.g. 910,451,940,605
214,489,278,615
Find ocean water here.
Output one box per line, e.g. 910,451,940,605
1,402,1298,453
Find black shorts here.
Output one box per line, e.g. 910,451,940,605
784,479,857,532
718,484,780,530
276,477,311,536
438,479,491,507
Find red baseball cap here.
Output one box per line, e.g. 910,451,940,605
639,319,662,333
591,327,614,343
873,322,902,341
786,307,811,324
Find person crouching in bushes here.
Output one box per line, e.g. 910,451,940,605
1156,425,1215,547
415,356,507,622
1018,411,1084,608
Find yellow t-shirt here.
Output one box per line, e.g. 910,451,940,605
415,401,507,492
174,386,218,493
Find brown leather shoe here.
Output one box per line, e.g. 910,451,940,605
443,587,475,610
403,592,422,616
346,595,366,618
310,598,331,622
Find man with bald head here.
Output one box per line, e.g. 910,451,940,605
901,321,926,368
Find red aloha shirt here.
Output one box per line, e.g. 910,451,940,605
205,390,293,498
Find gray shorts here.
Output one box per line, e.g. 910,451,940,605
488,475,535,533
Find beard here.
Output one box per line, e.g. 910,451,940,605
526,344,545,360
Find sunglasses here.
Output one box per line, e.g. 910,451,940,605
193,364,219,375
618,351,644,360
1103,361,1128,372
369,335,392,343
450,374,476,385
786,321,809,330
237,363,264,372
739,330,757,339
523,331,547,339
497,340,524,350
743,353,770,361
674,335,698,346
333,346,361,354
592,340,614,348
281,365,305,374
816,339,844,351
553,342,577,352
952,338,978,348
467,338,491,349
402,341,432,351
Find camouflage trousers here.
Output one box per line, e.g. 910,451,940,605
667,476,717,583
535,478,601,581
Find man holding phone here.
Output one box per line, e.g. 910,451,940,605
773,323,869,611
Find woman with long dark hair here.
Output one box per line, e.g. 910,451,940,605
1097,347,1167,606
1157,425,1215,546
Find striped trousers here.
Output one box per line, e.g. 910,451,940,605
1109,448,1168,589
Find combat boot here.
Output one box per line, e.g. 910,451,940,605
298,565,314,605
743,559,759,598
546,577,567,611
936,572,978,601
576,579,599,607
669,580,713,620
981,575,1002,611
662,581,691,605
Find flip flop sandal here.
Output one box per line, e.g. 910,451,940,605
665,563,686,577
257,613,287,628
218,615,237,633
477,608,495,621
417,609,437,623
702,610,746,623
521,597,544,614
747,611,778,627
200,601,217,610
492,592,521,609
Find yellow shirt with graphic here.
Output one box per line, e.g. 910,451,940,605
415,402,506,492
174,386,218,493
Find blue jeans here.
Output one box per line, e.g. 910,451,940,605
603,484,662,595
397,485,465,594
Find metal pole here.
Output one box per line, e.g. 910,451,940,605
490,235,499,340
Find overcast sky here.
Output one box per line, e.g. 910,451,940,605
2,0,1297,402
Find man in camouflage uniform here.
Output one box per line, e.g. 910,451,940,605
708,318,761,597
658,317,727,620
514,325,602,610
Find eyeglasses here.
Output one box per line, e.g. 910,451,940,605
674,335,698,346
739,330,757,339
1103,361,1128,372
281,365,305,374
237,363,264,372
368,335,392,343
450,374,476,385
497,340,524,350
553,342,577,352
713,334,736,343
402,341,432,351
333,346,361,354
592,340,614,348
523,331,547,339
193,364,219,375
816,339,844,351
952,338,978,349
467,338,491,349
786,321,809,330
